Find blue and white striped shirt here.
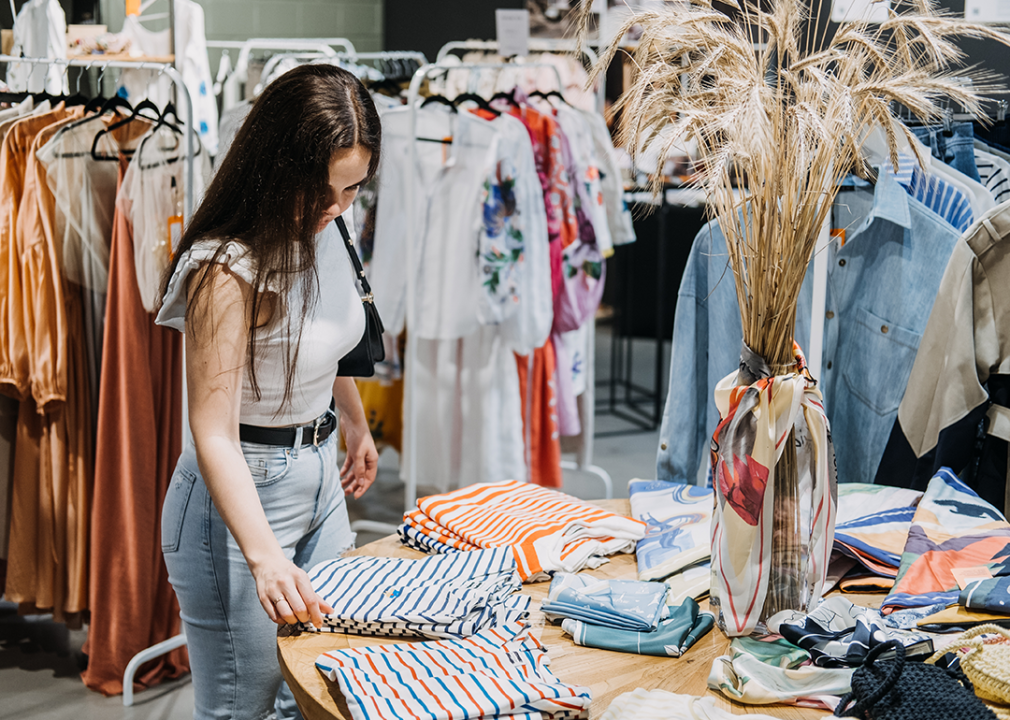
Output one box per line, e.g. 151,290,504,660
316,624,592,720
307,547,528,639
886,156,974,232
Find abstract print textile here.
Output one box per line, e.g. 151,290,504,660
883,468,1010,613
768,596,934,668
833,484,922,578
306,547,528,639
961,576,1010,614
540,573,668,632
628,479,713,582
708,642,854,710
561,597,714,657
710,344,836,636
315,623,592,720
397,480,647,581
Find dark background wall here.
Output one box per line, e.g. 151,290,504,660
2,0,95,29
384,0,524,64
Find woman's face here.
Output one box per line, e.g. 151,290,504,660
316,145,372,234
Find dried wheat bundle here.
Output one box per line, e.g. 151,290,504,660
576,0,1009,366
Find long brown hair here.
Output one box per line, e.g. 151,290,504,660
161,64,381,414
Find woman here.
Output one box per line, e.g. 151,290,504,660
155,64,381,719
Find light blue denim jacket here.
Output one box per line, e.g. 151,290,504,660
657,171,961,486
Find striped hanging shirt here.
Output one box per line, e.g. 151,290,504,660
306,547,529,639
316,624,592,720
398,480,647,581
974,149,1010,204
885,155,974,232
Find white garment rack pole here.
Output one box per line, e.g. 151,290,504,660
0,53,197,707
431,40,612,499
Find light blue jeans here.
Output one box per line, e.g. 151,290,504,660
161,428,355,720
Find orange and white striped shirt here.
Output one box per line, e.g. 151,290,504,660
400,480,647,581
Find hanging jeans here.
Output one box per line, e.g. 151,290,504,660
911,122,981,182
161,430,355,720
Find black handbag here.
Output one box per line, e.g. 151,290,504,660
835,639,996,720
334,216,385,377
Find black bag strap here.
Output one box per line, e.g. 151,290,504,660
837,640,907,717
334,216,372,298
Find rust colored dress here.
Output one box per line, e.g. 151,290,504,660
81,155,188,694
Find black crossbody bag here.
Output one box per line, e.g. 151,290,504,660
334,216,385,377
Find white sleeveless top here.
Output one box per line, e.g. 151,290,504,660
156,218,366,426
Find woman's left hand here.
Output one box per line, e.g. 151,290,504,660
339,415,378,499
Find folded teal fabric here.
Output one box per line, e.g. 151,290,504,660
541,573,668,632
561,597,714,657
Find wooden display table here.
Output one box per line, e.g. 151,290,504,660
278,499,855,718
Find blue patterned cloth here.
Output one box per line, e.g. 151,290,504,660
540,573,668,632
628,480,712,581
561,597,714,657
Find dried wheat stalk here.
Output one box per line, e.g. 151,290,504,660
576,0,1009,366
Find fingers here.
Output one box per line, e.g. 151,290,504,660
294,573,328,627
258,565,331,627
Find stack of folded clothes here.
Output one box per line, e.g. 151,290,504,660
883,468,1010,614
306,547,528,638
831,484,923,590
315,621,592,720
398,480,647,581
561,597,714,658
540,573,668,632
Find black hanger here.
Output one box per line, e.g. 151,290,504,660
0,91,30,104
490,89,519,108
421,94,456,111
90,96,162,159
452,92,498,116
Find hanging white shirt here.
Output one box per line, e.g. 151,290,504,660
6,0,67,95
117,0,219,155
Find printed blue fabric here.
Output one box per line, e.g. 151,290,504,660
628,479,713,581
561,598,714,657
540,573,668,632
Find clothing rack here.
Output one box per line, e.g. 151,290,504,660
0,52,197,706
392,57,613,537
209,37,357,110
430,39,613,497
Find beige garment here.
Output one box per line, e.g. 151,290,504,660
897,201,1010,462
5,107,93,620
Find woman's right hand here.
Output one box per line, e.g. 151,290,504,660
252,554,335,626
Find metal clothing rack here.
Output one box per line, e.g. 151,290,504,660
393,56,613,539
431,39,612,494
0,52,196,707
210,37,357,110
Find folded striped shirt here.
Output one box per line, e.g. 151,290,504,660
307,547,527,638
316,624,592,720
398,480,647,582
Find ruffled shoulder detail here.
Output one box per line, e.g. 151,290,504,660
155,239,273,332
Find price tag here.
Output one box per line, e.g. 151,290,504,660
952,566,993,591
167,215,183,262
496,9,530,58
831,228,846,248
965,0,1010,23
831,0,890,23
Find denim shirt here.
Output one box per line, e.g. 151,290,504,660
657,171,961,486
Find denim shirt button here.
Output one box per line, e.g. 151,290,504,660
826,311,835,319
881,325,889,334
826,361,833,370
838,259,847,267
660,443,668,451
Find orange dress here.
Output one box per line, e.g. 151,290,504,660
81,155,188,695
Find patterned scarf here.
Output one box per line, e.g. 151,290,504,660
710,343,837,636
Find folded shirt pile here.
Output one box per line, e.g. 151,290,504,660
768,596,934,667
883,468,1010,613
833,484,922,583
398,480,647,581
961,576,1010,614
561,597,714,658
540,573,668,632
307,547,528,638
315,621,592,720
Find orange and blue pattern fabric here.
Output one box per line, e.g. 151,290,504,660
882,468,1010,612
710,343,836,636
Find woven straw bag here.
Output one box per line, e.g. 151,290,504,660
928,624,1010,719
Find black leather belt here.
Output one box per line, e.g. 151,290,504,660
239,402,337,447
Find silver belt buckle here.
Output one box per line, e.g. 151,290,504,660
312,414,324,446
